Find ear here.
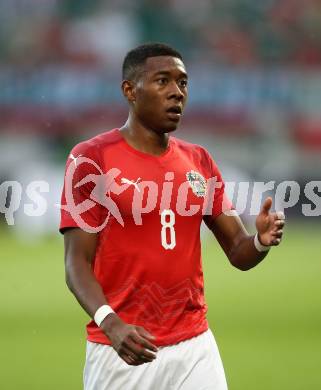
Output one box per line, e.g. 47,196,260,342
121,80,136,103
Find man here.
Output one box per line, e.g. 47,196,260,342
60,43,285,390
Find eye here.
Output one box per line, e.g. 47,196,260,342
157,77,168,85
179,79,188,88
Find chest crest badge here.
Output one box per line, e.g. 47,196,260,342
186,170,207,197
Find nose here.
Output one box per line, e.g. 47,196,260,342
168,81,185,101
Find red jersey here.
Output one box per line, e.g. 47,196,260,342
60,128,231,346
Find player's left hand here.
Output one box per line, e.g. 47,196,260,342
255,197,285,246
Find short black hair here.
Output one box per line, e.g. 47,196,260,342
122,42,183,81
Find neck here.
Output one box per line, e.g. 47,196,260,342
120,115,170,156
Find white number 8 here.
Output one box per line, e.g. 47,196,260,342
161,209,176,250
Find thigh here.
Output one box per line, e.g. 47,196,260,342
169,330,228,390
83,341,173,390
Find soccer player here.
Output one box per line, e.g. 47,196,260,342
60,43,285,390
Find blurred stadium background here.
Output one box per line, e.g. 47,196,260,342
0,1,320,389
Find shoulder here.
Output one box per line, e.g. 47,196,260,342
69,128,121,159
171,136,216,165
171,136,223,177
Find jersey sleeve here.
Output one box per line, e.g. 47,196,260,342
202,148,233,220
59,142,105,234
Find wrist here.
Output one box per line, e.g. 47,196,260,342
100,313,122,335
254,233,270,252
94,304,114,327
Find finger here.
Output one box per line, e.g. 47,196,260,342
127,337,157,361
276,211,285,220
121,346,146,366
272,238,281,245
127,355,139,365
120,345,146,365
121,355,132,365
121,353,138,366
136,326,157,341
121,345,141,363
261,197,273,215
271,230,283,238
275,219,285,227
134,328,158,352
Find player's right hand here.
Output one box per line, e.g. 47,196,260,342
101,313,158,366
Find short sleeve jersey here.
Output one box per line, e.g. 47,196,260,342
60,128,232,346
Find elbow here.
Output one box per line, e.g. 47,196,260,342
236,263,253,272
65,272,73,292
229,256,253,271
65,263,76,293
228,243,255,271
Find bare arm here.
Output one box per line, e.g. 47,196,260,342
64,228,105,314
204,197,285,271
64,228,158,365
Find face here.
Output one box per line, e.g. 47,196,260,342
124,56,188,133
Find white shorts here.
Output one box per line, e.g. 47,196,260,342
84,329,228,390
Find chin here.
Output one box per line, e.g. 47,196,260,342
166,126,178,133
164,119,180,133
152,119,180,134
153,125,177,134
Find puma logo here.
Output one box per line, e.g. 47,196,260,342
121,177,141,192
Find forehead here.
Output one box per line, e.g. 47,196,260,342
143,56,187,77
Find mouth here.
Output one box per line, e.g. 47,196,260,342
166,106,182,121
